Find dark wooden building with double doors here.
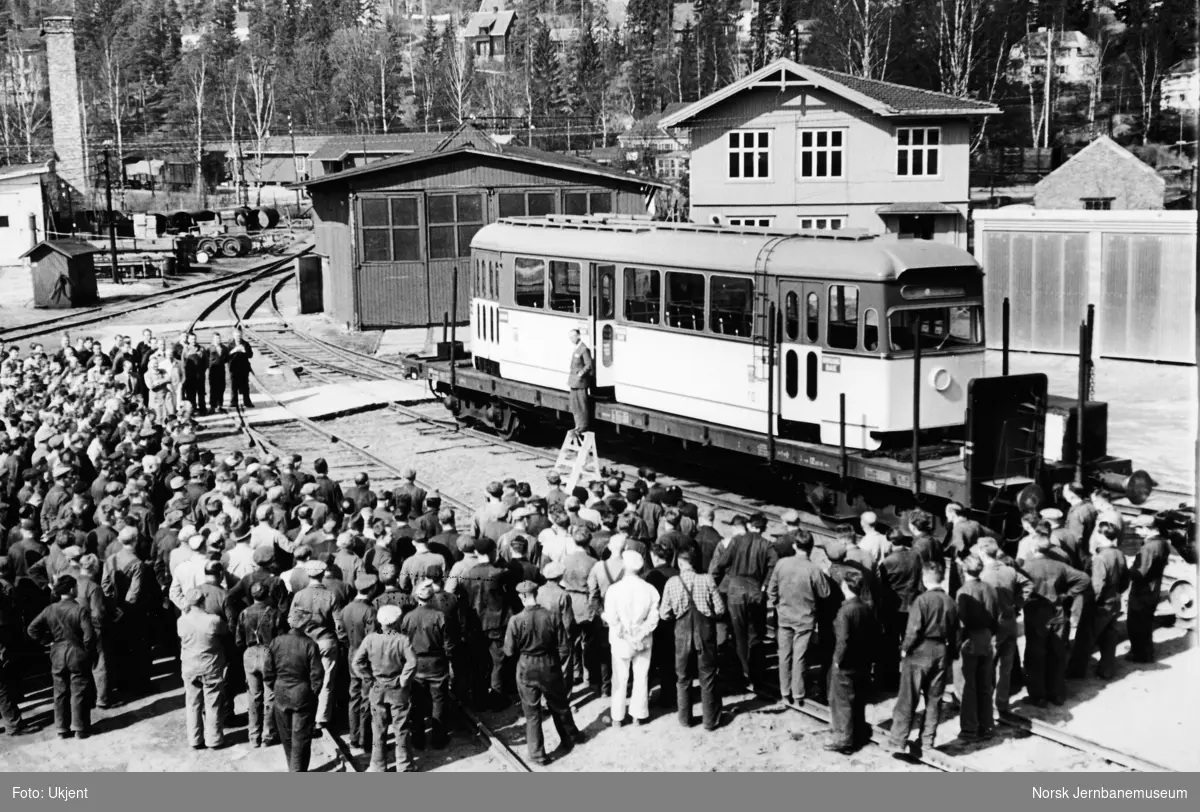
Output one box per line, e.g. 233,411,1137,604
296,124,667,329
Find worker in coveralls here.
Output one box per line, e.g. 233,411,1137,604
566,329,593,443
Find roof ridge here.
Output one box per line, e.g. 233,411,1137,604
808,66,995,107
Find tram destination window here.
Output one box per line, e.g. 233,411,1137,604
623,267,661,324
360,196,420,262
514,257,546,309
665,272,705,331
549,260,582,313
427,193,484,259
710,276,753,337
827,285,859,350
888,305,983,352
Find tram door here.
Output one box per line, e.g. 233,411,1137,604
591,263,617,391
777,279,824,433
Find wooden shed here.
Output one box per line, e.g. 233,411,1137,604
295,123,667,330
24,239,100,309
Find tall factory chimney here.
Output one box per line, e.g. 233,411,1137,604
42,16,87,194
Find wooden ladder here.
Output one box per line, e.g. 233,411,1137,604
554,431,602,494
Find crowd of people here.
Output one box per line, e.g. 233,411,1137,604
0,336,1177,771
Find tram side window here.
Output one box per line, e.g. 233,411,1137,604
665,272,705,331
827,285,859,350
549,260,582,313
864,308,879,351
623,267,661,324
514,257,546,309
710,276,753,338
784,291,799,340
805,291,820,343
596,264,615,319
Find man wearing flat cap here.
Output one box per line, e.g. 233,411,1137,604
237,579,284,747
602,550,661,727
265,610,324,771
288,558,341,729
456,535,512,710
339,574,378,750
1127,515,1171,663
394,467,427,520
102,520,152,699
400,578,459,750
536,560,577,688
354,603,418,771
504,580,586,764
178,587,228,750
710,512,778,693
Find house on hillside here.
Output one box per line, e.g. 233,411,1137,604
1007,29,1097,86
1161,58,1199,113
463,5,516,63
618,103,691,154
181,11,250,51
659,57,999,244
206,136,329,188
1033,136,1165,210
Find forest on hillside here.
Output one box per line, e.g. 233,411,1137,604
0,0,1195,186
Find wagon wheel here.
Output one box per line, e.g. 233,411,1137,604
220,237,241,258
196,237,219,256
235,235,253,256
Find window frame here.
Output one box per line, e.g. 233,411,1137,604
727,130,772,181
358,195,422,263
798,216,845,231
895,126,942,178
1081,197,1113,211
798,128,845,179
726,216,774,227
664,270,707,332
548,259,583,314
708,275,754,339
826,284,860,351
563,189,615,216
424,192,485,260
512,255,548,310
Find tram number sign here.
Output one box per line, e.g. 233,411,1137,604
821,357,842,373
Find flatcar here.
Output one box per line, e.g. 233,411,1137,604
407,215,1154,534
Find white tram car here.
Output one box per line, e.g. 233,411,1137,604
468,216,985,451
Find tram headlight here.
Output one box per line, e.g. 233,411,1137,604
929,367,953,392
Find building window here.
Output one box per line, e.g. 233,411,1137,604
564,190,614,215
799,217,844,230
549,260,582,313
427,192,484,259
499,190,557,218
827,285,859,350
1082,198,1113,210
799,129,844,178
710,276,753,337
360,196,421,262
623,267,661,324
896,127,940,176
727,217,773,227
665,271,706,331
727,130,771,179
514,257,546,309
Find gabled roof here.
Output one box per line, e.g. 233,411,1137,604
660,58,999,128
0,161,54,181
433,122,502,154
293,144,668,191
22,239,99,260
625,102,690,136
1168,58,1199,76
1034,136,1163,191
463,10,515,38
309,133,448,162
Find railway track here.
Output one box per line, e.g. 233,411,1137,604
214,281,1178,773
0,246,312,344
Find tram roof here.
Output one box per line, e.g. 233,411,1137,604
471,216,981,282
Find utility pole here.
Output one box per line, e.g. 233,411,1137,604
103,145,120,284
289,113,300,213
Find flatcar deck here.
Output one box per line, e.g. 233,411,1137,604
405,355,972,504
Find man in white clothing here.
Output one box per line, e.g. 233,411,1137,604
225,529,256,580
857,511,891,570
602,550,660,727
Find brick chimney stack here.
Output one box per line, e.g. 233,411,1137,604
42,16,87,194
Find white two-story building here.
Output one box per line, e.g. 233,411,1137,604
659,58,999,246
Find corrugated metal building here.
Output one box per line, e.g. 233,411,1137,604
296,124,666,329
973,208,1197,364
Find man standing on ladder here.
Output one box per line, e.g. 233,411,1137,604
567,329,594,443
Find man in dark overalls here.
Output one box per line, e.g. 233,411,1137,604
503,580,586,765
1126,515,1171,663
1021,537,1089,706
27,576,95,739
566,329,593,443
182,332,208,415
658,546,725,730
207,332,228,414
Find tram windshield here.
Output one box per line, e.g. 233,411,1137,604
888,305,983,352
